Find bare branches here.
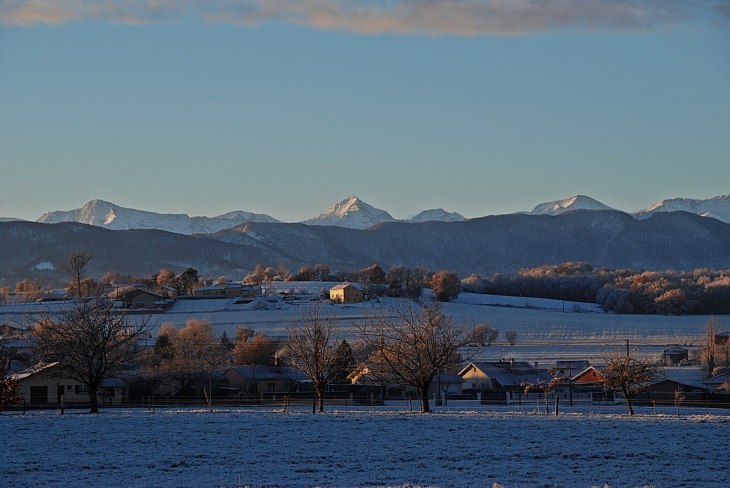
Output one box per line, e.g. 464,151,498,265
61,250,92,297
602,350,664,416
357,299,475,413
286,304,341,412
29,298,150,413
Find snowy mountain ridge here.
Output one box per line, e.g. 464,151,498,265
530,195,616,215
37,199,281,235
16,192,730,234
303,196,398,229
634,194,730,223
410,208,465,223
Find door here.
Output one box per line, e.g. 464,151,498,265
57,384,65,403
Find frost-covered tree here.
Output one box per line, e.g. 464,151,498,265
702,316,722,378
466,324,499,347
357,300,474,413
430,271,460,302
602,350,664,415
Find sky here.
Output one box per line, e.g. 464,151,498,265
1,0,729,222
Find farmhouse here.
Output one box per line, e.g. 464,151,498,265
224,365,310,395
123,288,165,309
11,362,125,406
459,360,553,392
329,283,364,304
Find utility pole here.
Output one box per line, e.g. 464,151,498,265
626,339,630,358
569,364,573,407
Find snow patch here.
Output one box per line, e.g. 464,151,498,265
31,261,55,270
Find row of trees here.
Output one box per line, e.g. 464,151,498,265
462,262,730,315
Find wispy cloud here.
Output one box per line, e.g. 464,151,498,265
1,0,728,35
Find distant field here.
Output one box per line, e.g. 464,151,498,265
3,288,726,363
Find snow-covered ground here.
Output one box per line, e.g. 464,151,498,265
3,291,726,363
3,406,729,487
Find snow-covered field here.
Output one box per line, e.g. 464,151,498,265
3,406,730,487
3,290,726,363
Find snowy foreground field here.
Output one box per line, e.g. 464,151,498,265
3,406,730,488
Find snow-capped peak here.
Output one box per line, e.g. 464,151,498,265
304,196,397,229
634,194,730,223
37,200,280,235
530,195,616,216
410,209,465,223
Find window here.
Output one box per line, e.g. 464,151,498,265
75,385,89,394
66,385,72,391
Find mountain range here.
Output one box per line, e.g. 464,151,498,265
7,193,730,234
2,207,729,283
1,193,728,283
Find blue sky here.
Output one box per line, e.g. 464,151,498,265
1,1,729,222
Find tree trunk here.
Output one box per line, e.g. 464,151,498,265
89,386,99,414
623,387,634,416
318,390,324,413
419,386,430,413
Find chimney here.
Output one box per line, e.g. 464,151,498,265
510,358,514,365
534,361,539,369
273,356,279,367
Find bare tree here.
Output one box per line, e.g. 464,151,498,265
505,330,518,346
602,350,664,416
61,250,93,297
286,304,341,413
702,316,722,378
357,300,475,413
466,324,499,347
29,299,150,413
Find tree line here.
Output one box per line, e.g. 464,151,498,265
462,262,730,315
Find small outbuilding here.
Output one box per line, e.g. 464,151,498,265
663,347,689,366
194,282,257,299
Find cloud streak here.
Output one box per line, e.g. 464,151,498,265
1,0,728,35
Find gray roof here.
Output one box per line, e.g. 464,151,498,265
228,365,309,382
663,347,689,354
330,283,360,291
660,367,706,389
462,362,554,388
554,360,590,371
703,373,730,386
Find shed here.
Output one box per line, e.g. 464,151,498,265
663,347,689,366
